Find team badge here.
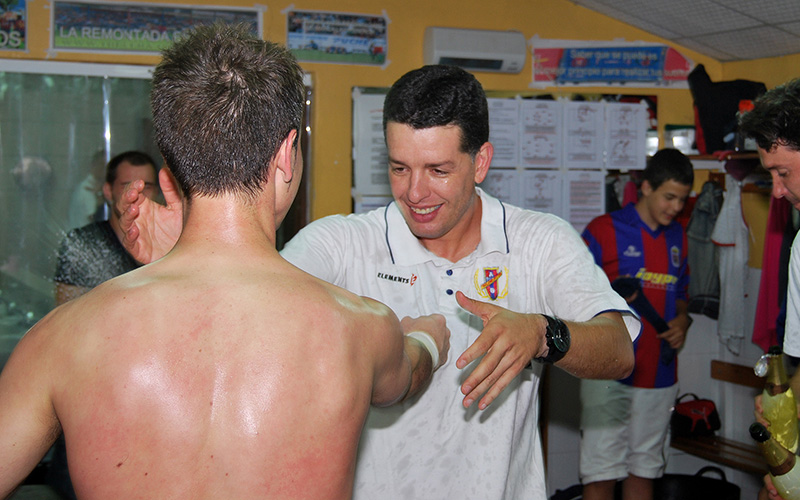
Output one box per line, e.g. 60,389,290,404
670,245,680,268
474,266,509,300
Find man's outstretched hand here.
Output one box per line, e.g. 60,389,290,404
118,168,183,264
455,291,545,410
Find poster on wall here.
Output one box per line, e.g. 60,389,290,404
530,37,693,89
51,1,261,54
286,9,388,66
0,0,26,51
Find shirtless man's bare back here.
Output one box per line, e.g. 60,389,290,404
0,24,449,500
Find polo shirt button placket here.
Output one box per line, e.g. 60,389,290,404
444,268,455,295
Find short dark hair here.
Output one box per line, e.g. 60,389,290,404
739,78,800,152
106,151,157,185
643,148,694,190
151,23,305,201
382,65,489,158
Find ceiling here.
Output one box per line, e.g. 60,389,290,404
572,0,800,62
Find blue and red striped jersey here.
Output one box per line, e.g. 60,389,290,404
582,203,689,388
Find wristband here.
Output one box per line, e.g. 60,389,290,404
406,331,439,368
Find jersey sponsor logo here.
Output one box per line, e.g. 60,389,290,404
377,271,417,286
474,266,509,300
634,267,678,288
670,245,680,268
623,245,642,258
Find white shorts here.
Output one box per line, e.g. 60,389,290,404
579,379,679,484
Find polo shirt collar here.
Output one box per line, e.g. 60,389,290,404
384,187,509,266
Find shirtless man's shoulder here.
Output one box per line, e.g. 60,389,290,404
6,256,404,500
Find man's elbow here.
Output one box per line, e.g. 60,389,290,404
615,345,635,379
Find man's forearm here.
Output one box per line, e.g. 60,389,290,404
398,336,434,403
556,312,634,380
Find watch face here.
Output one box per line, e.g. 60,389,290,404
553,329,570,352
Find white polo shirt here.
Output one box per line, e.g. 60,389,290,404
783,232,800,357
282,188,639,500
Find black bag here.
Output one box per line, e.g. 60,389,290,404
549,467,739,500
655,466,740,500
688,64,766,154
671,393,721,437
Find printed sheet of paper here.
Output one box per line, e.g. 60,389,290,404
354,195,393,214
479,168,520,207
520,100,562,168
487,98,520,167
564,170,605,233
352,90,390,195
520,169,562,218
605,100,648,170
563,101,605,169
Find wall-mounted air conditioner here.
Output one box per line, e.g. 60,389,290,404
423,27,527,74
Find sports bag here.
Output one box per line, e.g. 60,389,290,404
671,393,721,437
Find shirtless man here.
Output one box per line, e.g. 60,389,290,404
0,23,448,500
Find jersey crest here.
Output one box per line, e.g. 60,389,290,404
474,266,509,300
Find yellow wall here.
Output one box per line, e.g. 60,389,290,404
4,0,790,219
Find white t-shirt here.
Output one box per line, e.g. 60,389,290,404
783,231,800,358
282,188,639,500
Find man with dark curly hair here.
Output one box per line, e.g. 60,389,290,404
742,78,800,500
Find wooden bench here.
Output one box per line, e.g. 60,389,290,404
669,359,766,475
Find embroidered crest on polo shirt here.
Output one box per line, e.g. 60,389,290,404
377,271,417,286
474,266,508,300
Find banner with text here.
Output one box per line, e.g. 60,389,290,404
52,1,261,54
531,38,692,88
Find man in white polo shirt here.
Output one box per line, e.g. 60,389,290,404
118,64,639,500
742,78,800,500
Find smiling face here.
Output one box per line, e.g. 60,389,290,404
759,143,800,209
636,179,692,231
386,122,491,260
104,160,158,221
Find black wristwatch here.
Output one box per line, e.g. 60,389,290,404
534,315,571,364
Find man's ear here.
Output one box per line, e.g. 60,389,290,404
274,129,299,184
102,181,112,203
640,179,653,197
473,141,494,184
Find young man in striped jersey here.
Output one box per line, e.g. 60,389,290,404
579,148,694,500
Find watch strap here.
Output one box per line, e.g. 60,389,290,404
534,315,569,364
